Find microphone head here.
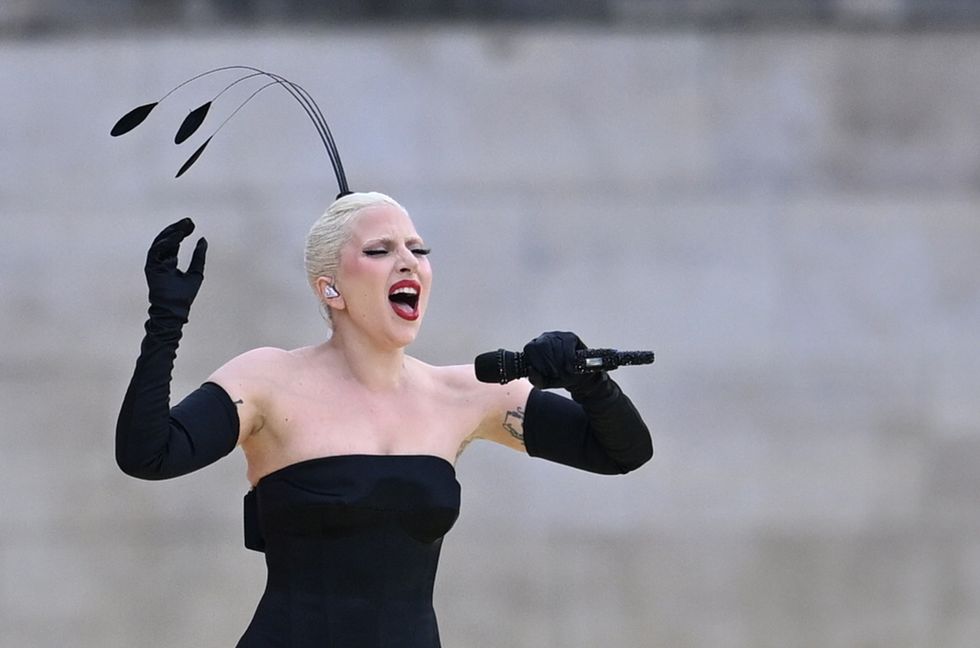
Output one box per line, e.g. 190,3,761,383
474,351,504,384
474,349,524,384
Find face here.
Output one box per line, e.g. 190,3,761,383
328,203,432,348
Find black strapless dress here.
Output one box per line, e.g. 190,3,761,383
236,454,461,648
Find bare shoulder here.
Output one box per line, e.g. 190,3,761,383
420,363,517,404
213,346,293,373
213,344,326,381
206,346,297,442
422,362,533,451
423,363,484,392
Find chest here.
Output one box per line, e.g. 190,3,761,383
259,374,480,457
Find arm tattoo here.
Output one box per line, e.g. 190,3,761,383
233,399,244,406
502,406,525,444
455,436,474,459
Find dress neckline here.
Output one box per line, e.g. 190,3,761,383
253,453,457,488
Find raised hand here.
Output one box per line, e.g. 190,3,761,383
117,217,238,483
144,218,207,329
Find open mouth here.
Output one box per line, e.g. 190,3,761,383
388,280,421,321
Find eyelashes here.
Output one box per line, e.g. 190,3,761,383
363,248,431,257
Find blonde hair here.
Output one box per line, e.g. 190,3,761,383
304,191,405,323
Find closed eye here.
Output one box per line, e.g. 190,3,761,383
363,247,430,257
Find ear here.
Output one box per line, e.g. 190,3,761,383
315,276,346,311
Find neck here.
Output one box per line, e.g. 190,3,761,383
325,324,410,391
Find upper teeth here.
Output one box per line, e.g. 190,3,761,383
391,287,418,296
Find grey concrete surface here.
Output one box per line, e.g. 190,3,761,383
8,0,980,33
1,26,979,648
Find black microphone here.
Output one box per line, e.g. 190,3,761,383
474,348,655,385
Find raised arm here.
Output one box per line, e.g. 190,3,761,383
115,218,241,480
476,331,653,475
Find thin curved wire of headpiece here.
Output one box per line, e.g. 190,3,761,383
223,66,349,195
110,66,351,198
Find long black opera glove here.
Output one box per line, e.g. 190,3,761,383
521,331,653,474
115,219,239,480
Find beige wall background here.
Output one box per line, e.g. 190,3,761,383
2,26,980,647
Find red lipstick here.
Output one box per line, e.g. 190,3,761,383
388,279,421,321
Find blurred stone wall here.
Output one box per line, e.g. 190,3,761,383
7,0,980,35
2,25,979,648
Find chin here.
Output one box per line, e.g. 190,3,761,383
388,318,423,347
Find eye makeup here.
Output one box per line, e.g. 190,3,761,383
361,237,430,257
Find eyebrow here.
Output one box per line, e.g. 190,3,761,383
362,236,425,247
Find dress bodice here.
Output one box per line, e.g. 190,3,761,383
237,454,461,648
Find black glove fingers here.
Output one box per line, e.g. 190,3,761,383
186,237,208,278
524,332,567,388
143,220,206,325
524,331,591,390
540,330,580,375
147,219,195,265
524,336,553,378
150,218,195,247
545,334,567,376
558,333,580,375
527,366,547,387
522,337,546,387
148,218,192,256
147,233,183,267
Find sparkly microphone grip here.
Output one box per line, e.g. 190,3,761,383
474,348,655,384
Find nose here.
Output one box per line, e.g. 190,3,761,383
397,246,419,273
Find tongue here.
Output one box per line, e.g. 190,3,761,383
390,300,415,317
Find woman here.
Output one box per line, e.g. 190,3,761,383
116,191,652,647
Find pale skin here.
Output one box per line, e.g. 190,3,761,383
208,203,534,486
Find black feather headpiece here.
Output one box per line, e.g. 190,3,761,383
110,66,351,199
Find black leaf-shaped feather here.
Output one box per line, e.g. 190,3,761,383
176,136,212,178
174,102,212,145
110,102,157,136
